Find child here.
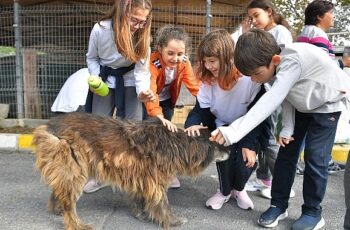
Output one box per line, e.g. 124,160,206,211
211,29,350,229
245,0,294,198
144,25,200,188
51,68,90,114
297,0,335,58
297,0,346,175
184,29,269,211
83,0,155,193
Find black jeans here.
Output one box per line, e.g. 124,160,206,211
271,111,340,217
159,98,174,121
345,153,350,229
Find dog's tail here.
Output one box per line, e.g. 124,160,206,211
32,125,85,190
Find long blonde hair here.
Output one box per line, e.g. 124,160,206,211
100,0,152,62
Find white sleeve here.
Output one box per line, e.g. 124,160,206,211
86,24,101,76
197,83,212,108
218,56,301,145
134,48,151,96
279,100,295,138
275,28,293,46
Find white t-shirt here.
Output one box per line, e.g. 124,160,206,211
159,67,176,101
198,75,261,127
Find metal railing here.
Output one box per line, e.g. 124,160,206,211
0,2,244,119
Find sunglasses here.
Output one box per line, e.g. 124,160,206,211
128,16,147,28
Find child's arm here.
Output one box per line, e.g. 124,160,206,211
212,57,301,146
181,61,200,97
86,24,101,76
184,99,216,137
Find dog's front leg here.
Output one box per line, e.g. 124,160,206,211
129,196,148,221
145,193,187,229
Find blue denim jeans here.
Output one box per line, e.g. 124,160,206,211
271,111,340,217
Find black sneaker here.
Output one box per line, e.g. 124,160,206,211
292,214,325,230
328,161,345,174
258,205,288,228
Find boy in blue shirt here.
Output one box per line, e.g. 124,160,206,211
210,29,350,230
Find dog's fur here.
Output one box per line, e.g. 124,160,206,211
32,112,229,230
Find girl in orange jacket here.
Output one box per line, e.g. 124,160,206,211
144,25,200,133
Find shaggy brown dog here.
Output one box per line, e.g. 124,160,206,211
32,112,229,230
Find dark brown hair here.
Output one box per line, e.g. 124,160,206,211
234,29,280,76
304,0,334,25
154,24,192,54
247,0,294,36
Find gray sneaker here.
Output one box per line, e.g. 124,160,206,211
83,179,107,193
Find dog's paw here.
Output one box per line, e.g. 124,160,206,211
78,224,94,230
132,210,149,221
170,217,188,226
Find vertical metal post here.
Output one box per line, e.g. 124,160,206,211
205,0,212,34
14,1,24,118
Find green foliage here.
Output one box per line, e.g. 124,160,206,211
272,0,350,35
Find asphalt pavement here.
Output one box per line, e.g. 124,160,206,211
0,150,346,230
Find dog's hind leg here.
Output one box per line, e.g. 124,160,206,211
52,181,93,230
48,192,63,216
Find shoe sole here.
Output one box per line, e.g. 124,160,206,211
206,197,230,210
260,189,295,200
258,211,288,228
232,196,254,210
83,185,107,194
313,217,325,230
169,185,181,189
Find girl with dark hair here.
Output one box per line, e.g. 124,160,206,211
245,0,294,199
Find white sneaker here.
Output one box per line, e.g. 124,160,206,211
260,188,296,199
169,177,181,189
206,190,231,210
83,179,107,194
245,178,271,192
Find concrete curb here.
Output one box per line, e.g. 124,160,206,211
0,133,349,163
0,134,33,151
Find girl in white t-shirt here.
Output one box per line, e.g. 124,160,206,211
184,29,268,211
245,0,294,199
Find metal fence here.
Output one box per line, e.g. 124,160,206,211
0,3,244,120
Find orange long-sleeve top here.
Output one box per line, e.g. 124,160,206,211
144,51,200,117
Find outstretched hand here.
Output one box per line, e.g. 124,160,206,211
184,125,208,137
209,129,227,146
157,115,178,133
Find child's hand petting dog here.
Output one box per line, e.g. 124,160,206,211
157,114,178,132
184,125,208,137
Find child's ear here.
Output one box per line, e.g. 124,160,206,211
272,55,281,66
